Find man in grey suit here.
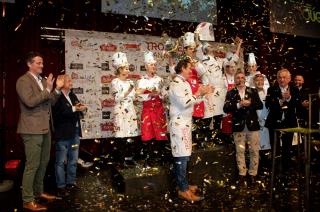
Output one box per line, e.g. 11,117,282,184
16,51,64,211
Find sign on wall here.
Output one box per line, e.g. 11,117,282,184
270,0,320,38
65,29,242,139
101,0,217,24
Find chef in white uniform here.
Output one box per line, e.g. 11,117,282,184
169,56,211,203
195,22,242,139
111,52,139,166
136,51,168,166
245,53,270,90
194,22,227,132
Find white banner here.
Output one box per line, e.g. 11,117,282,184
65,29,243,139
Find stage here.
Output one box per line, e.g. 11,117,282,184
1,144,320,211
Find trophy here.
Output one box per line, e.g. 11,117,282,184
162,32,181,59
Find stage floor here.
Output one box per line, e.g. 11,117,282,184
1,145,320,211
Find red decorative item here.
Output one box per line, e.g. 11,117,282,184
100,43,117,51
101,98,115,108
101,122,114,131
127,73,142,80
101,75,115,83
5,160,21,169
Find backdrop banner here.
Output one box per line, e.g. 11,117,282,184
65,29,242,139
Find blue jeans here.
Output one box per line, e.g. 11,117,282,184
55,129,80,188
173,156,190,192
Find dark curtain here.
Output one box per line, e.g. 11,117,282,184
1,16,63,162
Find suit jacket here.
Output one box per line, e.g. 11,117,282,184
52,91,83,140
16,72,60,134
265,83,300,129
223,86,263,132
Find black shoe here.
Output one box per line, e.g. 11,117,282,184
124,160,136,167
237,175,245,187
66,184,79,191
57,187,68,197
248,175,256,187
115,162,126,169
144,160,154,168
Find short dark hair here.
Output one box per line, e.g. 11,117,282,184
175,56,191,74
294,74,304,79
253,73,264,81
235,69,245,77
25,51,43,64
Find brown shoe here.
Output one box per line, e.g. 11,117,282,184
176,185,199,193
23,201,47,211
188,185,199,193
178,190,203,203
189,191,203,202
37,193,58,201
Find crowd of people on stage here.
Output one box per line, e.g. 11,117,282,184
16,22,318,210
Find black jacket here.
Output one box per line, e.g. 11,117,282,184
296,86,309,122
223,87,263,132
52,91,82,140
265,83,300,129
